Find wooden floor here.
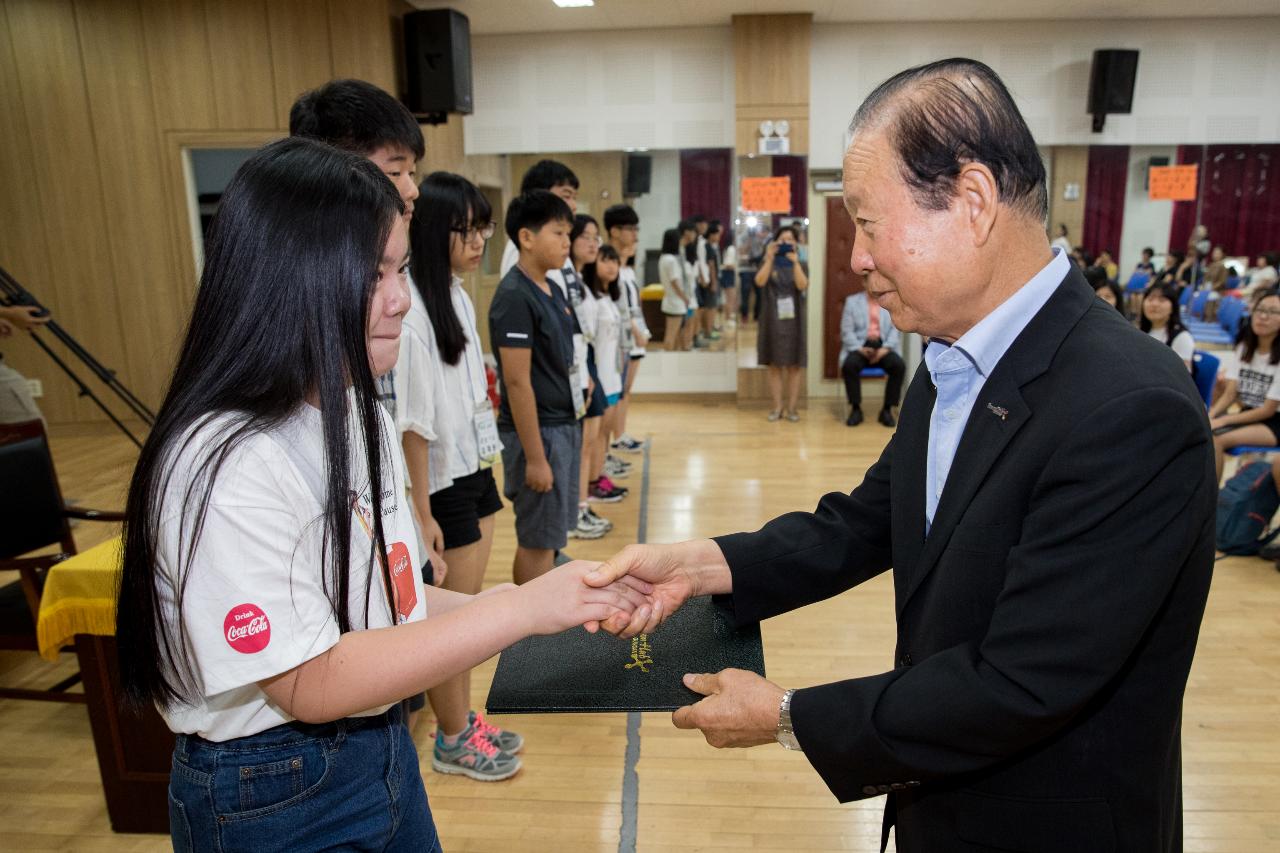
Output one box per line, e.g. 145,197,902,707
2,400,1278,851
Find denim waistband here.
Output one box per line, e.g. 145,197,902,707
176,703,402,760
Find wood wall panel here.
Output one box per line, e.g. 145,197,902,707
266,0,334,129
139,0,216,130
0,2,65,419
328,0,396,94
732,13,810,158
1049,146,1089,253
5,0,129,422
204,0,277,129
0,0,437,424
74,0,185,406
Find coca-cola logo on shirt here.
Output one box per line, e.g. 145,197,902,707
223,603,271,654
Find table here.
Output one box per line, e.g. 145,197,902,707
37,537,173,834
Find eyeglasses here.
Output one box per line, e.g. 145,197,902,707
577,234,603,246
1254,308,1280,318
452,222,496,243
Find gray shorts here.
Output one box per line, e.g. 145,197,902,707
499,423,581,551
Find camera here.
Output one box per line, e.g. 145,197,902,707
776,243,793,255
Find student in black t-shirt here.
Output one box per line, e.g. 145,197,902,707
490,192,580,584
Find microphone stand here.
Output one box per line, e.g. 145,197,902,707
0,265,154,449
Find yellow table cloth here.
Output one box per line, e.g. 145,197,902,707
35,536,123,660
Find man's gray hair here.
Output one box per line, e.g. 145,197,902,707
850,58,1048,221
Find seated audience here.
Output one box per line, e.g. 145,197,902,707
839,289,904,427
1086,266,1125,314
1140,281,1194,370
1210,288,1280,480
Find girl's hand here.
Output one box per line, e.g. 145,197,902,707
519,561,655,636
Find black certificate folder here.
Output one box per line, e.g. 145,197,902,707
485,596,765,714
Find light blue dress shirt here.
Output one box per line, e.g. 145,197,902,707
924,249,1071,531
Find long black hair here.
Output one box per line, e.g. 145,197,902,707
411,172,491,366
584,244,622,301
117,137,404,709
1138,280,1189,344
570,213,599,271
1242,288,1280,365
660,228,681,256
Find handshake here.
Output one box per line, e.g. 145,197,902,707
511,539,788,750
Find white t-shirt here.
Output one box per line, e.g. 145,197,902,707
721,244,737,270
1226,344,1280,410
593,292,624,398
393,277,498,493
1146,327,1195,367
682,256,698,304
659,253,686,315
391,288,446,492
155,402,426,742
500,239,518,278
616,267,648,356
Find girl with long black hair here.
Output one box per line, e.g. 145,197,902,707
395,171,522,780
115,138,648,851
1139,280,1195,370
1211,288,1280,480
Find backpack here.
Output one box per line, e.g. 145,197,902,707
1215,460,1280,555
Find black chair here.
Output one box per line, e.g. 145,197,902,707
0,419,124,702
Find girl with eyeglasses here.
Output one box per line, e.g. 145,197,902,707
396,171,527,780
1210,288,1280,480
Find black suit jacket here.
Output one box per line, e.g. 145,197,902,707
715,268,1215,852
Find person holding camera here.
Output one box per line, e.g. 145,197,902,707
755,226,808,421
839,288,905,427
0,303,50,423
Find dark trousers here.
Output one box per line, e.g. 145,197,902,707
739,270,761,321
841,350,906,409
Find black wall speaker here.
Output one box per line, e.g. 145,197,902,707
1088,49,1139,131
625,154,652,196
403,9,473,119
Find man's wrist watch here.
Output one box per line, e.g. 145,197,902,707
776,688,802,751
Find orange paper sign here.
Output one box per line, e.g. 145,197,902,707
1148,164,1198,201
741,177,792,213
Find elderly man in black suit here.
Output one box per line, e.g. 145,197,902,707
588,58,1214,852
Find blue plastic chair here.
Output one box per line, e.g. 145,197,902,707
1125,272,1150,293
1179,287,1192,308
861,367,886,379
1191,350,1219,408
1189,290,1209,319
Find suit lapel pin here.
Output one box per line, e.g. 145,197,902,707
986,403,1008,421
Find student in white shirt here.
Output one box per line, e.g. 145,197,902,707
659,227,692,350
397,171,530,780
115,139,650,852
583,244,627,490
1138,281,1195,371
1210,288,1280,480
603,204,649,454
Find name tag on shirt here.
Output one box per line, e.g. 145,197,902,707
777,296,796,320
474,399,502,469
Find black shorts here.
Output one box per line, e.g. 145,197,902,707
432,468,503,550
696,284,717,308
585,348,607,418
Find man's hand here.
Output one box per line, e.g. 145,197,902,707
872,347,889,365
672,669,786,749
0,305,50,333
584,543,699,637
526,457,554,493
860,345,876,361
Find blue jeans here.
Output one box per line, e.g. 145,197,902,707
168,704,440,852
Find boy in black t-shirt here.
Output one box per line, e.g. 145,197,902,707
490,191,581,583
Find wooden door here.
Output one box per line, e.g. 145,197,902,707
823,195,864,378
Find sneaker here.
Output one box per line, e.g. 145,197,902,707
432,724,521,781
568,507,607,539
767,410,782,422
470,710,524,755
584,506,613,532
604,458,631,479
598,475,628,497
554,550,572,566
612,435,645,453
606,453,632,470
588,478,627,503
785,410,800,422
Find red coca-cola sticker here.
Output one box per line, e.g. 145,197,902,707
223,604,271,654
